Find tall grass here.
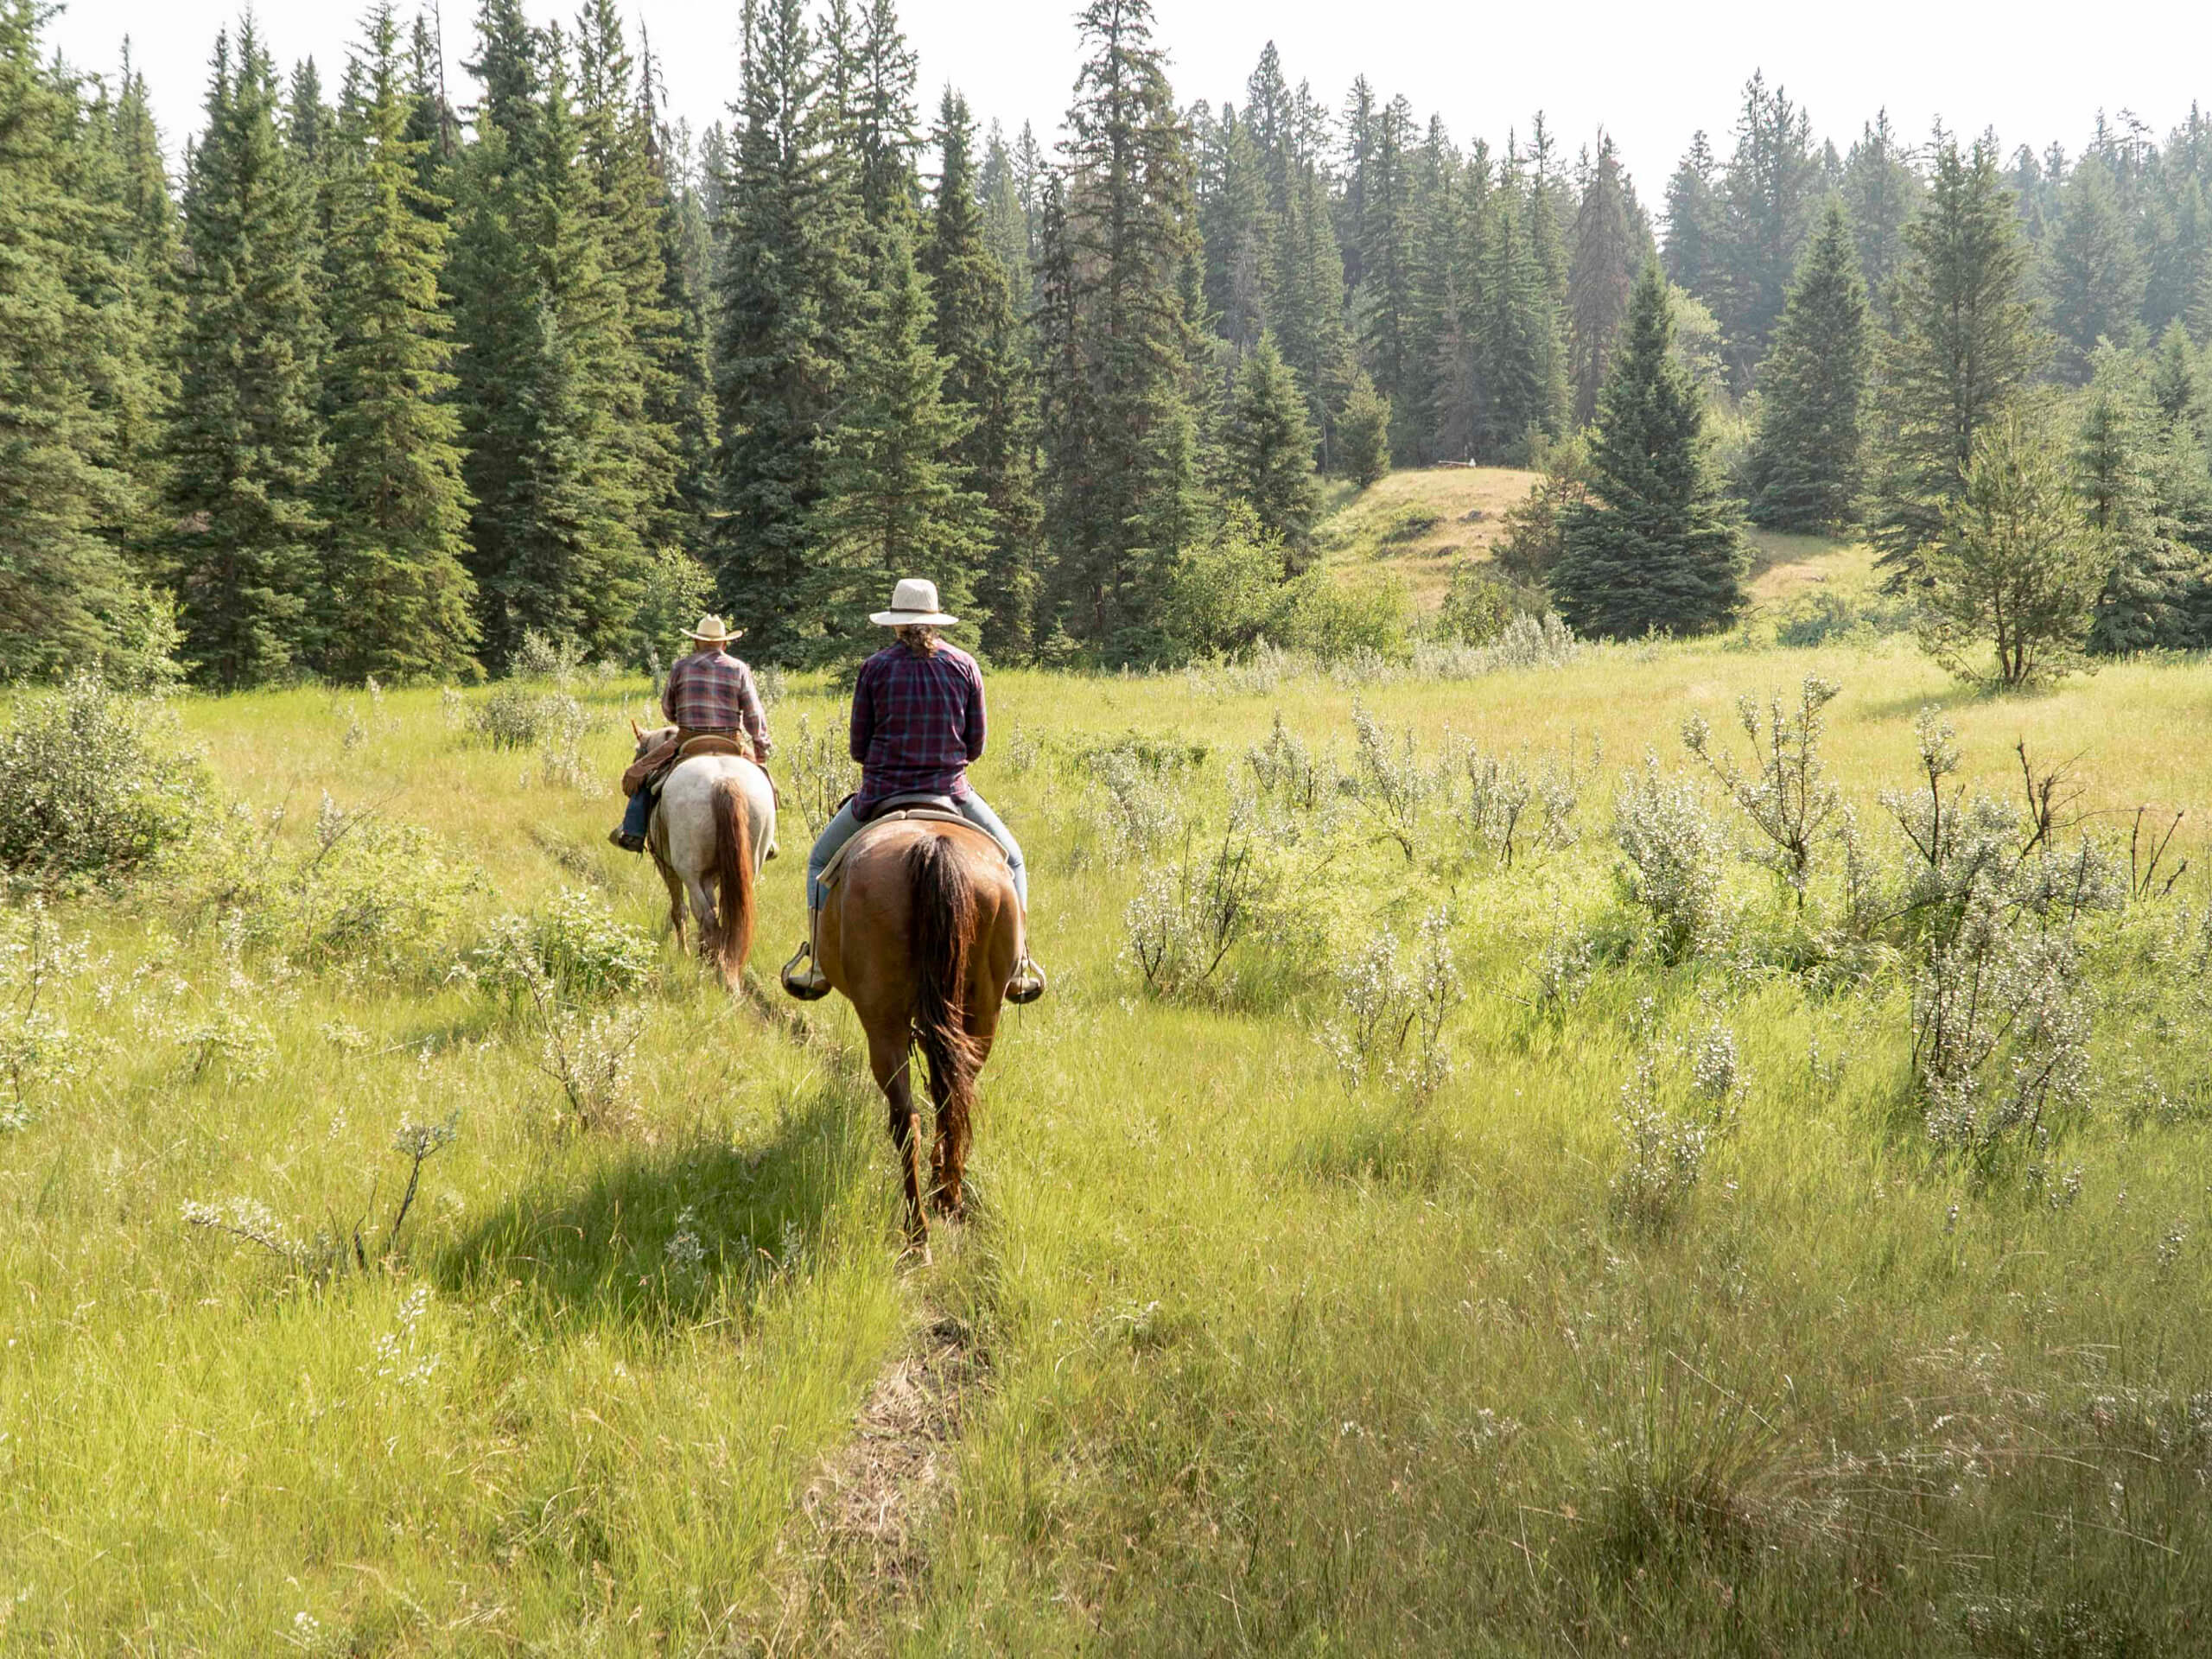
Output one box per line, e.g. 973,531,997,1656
3,633,2210,1652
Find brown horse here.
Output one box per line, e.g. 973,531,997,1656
817,817,1023,1248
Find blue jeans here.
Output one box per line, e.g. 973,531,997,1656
620,785,654,842
807,792,1027,911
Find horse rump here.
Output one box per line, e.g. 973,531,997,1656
705,775,756,979
907,834,982,1115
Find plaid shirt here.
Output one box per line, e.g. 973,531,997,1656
850,641,986,815
662,649,772,758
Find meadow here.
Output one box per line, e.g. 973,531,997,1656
5,489,2212,1655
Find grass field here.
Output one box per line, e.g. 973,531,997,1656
1315,465,1541,608
6,486,2212,1654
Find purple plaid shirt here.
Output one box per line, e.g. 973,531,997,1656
850,641,986,816
662,649,772,758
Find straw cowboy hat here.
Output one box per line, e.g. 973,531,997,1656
870,578,959,628
685,613,742,645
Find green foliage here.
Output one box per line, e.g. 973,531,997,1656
1918,412,2105,686
164,22,326,690
632,547,716,671
2045,159,2146,385
2078,357,2202,655
1437,561,1514,645
1492,430,1593,588
1338,372,1392,488
318,4,480,684
0,675,208,888
1867,135,2045,586
1554,265,1746,639
1224,335,1324,563
1159,507,1289,661
474,886,657,1003
1746,202,1869,531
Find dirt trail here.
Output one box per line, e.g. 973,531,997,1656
747,1294,985,1656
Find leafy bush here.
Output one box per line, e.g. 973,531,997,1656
1121,807,1276,1000
474,887,658,1004
1159,508,1290,660
1770,588,1914,647
1491,431,1592,588
510,629,587,684
1437,560,1513,645
0,674,208,888
1317,907,1463,1100
1273,571,1416,664
0,901,87,1128
1612,756,1729,962
632,548,715,671
467,683,579,751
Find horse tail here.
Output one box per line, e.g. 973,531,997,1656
909,833,982,1117
708,774,756,979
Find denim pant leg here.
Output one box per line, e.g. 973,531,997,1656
806,800,863,912
620,785,654,841
957,791,1028,907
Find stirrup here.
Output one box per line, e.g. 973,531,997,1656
1006,952,1046,1006
780,939,830,1001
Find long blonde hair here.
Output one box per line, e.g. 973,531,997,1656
895,624,942,655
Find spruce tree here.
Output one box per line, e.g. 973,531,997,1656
2079,353,2203,653
711,0,866,658
1225,334,1323,565
317,1,479,683
1478,174,1564,458
807,215,988,660
2045,158,2148,384
1867,133,2045,586
0,2,139,677
1041,0,1202,651
1554,264,1745,639
1712,73,1819,381
923,87,1044,658
1840,111,1918,321
1357,94,1416,459
1339,370,1391,488
165,22,326,689
1568,135,1636,426
976,120,1032,303
1745,201,1869,530
1662,131,1723,307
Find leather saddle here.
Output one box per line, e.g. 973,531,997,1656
818,793,1003,892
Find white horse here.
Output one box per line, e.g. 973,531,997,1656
631,724,779,988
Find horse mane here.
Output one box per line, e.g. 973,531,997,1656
907,834,982,1127
705,774,755,977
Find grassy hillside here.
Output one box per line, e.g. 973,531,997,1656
1315,465,1540,607
5,638,2212,1653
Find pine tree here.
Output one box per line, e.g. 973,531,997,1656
165,22,326,689
0,2,141,677
710,0,867,658
1662,130,1724,307
1568,135,1636,426
2045,157,2148,384
1357,94,1416,459
1478,172,1564,458
575,0,683,545
808,214,987,661
1338,369,1390,488
1268,157,1355,466
316,1,478,683
1041,0,1202,651
448,2,645,664
402,13,460,207
637,40,719,555
1840,111,1919,320
1554,264,1745,639
976,120,1031,303
1867,133,2046,585
2079,352,2203,653
1712,73,1819,381
1225,334,1322,565
1402,115,1462,462
1745,201,1869,530
923,86,1044,659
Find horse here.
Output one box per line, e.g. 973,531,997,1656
817,814,1024,1249
629,723,778,989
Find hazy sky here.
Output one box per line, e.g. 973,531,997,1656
47,0,2210,194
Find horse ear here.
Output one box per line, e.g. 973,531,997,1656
630,718,643,738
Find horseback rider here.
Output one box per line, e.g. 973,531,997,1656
781,578,1045,1004
609,613,773,854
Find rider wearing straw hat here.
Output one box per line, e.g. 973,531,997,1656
608,613,773,853
781,578,1044,1003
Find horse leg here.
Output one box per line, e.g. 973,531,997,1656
655,856,687,951
868,1027,928,1249
683,875,716,963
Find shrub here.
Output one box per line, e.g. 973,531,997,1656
0,674,208,889
1491,431,1592,588
510,629,587,684
474,887,658,1004
1346,702,1438,861
0,901,87,1128
1682,676,1844,897
1437,560,1513,645
1339,372,1391,487
1159,507,1290,661
1611,756,1729,962
631,548,715,671
1121,807,1270,1000
1611,1052,1710,1229
1274,571,1416,664
467,683,577,752
1318,907,1463,1100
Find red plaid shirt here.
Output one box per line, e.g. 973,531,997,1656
662,649,772,758
850,641,986,815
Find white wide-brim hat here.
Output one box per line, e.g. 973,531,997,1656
870,578,959,627
686,613,741,644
